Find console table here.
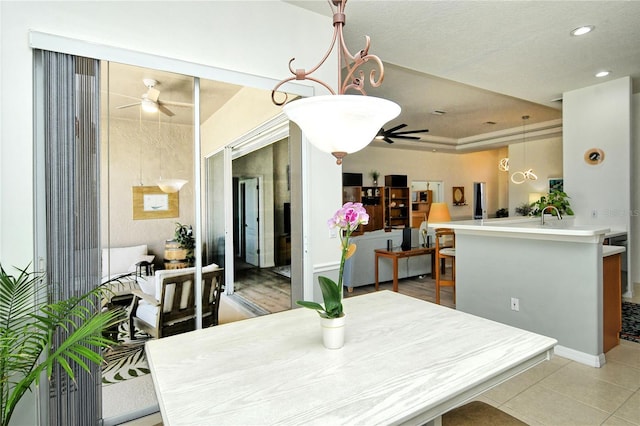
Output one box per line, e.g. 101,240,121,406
375,246,435,292
145,291,556,425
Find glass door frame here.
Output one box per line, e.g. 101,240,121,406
30,31,314,422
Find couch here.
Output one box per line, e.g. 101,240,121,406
100,244,155,305
342,229,431,291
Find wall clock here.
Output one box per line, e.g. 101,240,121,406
584,148,605,165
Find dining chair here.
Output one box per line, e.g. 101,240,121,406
435,228,455,305
129,267,225,339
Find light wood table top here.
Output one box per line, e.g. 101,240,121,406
145,291,556,425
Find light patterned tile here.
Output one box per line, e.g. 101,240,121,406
504,385,610,426
607,341,640,370
539,362,634,413
563,358,640,392
614,391,640,425
499,404,545,426
481,356,568,404
603,415,640,426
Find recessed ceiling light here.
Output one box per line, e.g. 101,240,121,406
571,25,595,36
595,70,611,78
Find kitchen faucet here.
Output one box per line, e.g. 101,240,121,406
540,205,562,225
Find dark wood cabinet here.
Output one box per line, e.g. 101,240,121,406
384,186,410,229
343,185,383,234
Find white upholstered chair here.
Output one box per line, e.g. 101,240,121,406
129,263,224,339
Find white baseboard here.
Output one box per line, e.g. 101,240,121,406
554,345,606,367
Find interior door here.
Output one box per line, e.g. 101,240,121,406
243,177,259,266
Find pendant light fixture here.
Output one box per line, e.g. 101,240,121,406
271,0,400,165
510,115,538,184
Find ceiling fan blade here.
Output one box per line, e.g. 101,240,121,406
160,100,194,108
383,137,394,144
116,102,141,109
389,135,421,140
147,87,160,102
391,129,429,136
384,123,407,134
158,103,175,117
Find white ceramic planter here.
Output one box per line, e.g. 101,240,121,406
320,314,346,349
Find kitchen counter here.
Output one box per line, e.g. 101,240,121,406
429,217,615,367
429,217,609,243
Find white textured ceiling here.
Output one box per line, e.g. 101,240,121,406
107,1,640,153
287,0,640,151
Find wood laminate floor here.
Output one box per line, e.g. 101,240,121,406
233,265,455,315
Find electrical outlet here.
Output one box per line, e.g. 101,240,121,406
510,297,520,311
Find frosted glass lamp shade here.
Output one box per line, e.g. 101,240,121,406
157,179,187,193
428,202,451,223
283,95,401,164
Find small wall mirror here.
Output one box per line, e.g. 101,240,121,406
453,186,465,205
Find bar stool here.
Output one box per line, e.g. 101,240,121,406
435,228,455,304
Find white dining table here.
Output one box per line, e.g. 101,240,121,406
145,290,556,425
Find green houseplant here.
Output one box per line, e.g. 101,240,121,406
0,264,122,426
530,189,574,216
174,222,195,265
370,170,380,186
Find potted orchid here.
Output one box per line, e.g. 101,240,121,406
297,202,369,348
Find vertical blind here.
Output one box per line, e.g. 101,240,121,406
37,49,102,426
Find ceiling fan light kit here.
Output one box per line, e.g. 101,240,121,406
272,0,400,165
117,78,191,117
141,96,158,113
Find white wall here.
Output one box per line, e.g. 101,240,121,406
563,77,633,294
0,2,338,424
563,77,631,230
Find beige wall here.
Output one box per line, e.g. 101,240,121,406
508,136,563,215
342,146,505,220
101,116,195,265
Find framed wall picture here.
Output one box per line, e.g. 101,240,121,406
132,186,179,220
548,178,564,192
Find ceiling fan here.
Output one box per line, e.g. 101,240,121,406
116,78,192,117
375,124,429,144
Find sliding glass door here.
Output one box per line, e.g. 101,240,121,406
31,32,310,423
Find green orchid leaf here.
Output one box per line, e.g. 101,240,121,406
318,276,343,318
296,300,325,313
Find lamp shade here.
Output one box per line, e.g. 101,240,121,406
157,179,187,193
428,202,451,223
283,95,401,157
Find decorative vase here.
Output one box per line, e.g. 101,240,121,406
320,314,346,349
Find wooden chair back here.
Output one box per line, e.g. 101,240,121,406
130,268,225,339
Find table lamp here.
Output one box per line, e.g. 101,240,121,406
428,203,452,223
